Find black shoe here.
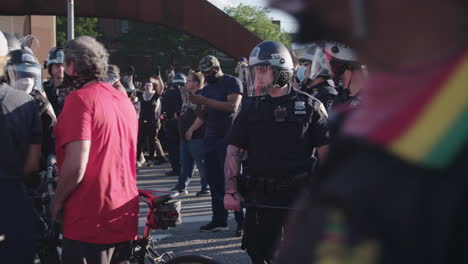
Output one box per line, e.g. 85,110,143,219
200,222,229,233
154,157,168,165
165,170,179,176
235,224,244,237
196,189,211,196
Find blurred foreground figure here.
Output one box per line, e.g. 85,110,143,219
270,0,468,263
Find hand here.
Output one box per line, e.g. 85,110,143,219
188,93,206,105
51,199,64,223
224,192,242,211
185,129,193,141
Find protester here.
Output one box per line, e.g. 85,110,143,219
52,36,138,264
0,30,42,264
172,71,209,196
105,64,127,95
149,67,169,165
270,0,468,263
137,82,161,167
188,55,245,235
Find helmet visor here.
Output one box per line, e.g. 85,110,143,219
308,47,329,80
246,65,278,97
9,62,43,92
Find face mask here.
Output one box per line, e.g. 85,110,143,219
15,78,35,94
205,72,218,84
63,72,81,89
296,66,308,82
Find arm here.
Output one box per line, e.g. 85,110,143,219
224,144,245,211
23,144,41,175
189,93,242,114
150,76,164,96
185,117,204,141
51,140,91,221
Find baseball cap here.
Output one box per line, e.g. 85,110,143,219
0,31,8,56
198,55,220,72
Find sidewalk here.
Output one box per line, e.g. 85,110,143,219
137,163,250,264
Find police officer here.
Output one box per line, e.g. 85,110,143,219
160,72,184,175
43,47,65,115
324,42,363,107
296,43,338,110
5,47,57,171
224,40,329,264
270,0,468,263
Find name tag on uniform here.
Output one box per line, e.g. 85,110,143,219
274,106,287,122
294,101,306,115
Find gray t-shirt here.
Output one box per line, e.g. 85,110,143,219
0,84,42,181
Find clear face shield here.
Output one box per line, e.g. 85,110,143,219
246,65,278,97
296,46,330,83
8,62,43,93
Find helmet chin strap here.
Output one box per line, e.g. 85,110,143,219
350,0,368,40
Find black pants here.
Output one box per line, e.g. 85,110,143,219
61,238,132,264
0,182,35,264
242,207,289,264
164,119,180,173
137,120,156,161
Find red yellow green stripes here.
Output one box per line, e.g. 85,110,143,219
386,53,468,169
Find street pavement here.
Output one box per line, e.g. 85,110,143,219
137,162,250,264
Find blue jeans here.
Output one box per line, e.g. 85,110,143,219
176,139,208,190
204,137,244,225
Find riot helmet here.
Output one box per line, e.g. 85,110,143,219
6,47,43,93
2,32,21,52
324,42,359,85
296,43,331,83
247,40,294,97
172,73,187,86
45,47,64,69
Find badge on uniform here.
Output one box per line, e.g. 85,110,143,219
294,101,307,115
274,106,287,122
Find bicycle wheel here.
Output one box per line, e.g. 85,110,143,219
165,255,221,264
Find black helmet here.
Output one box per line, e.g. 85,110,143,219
2,32,21,52
6,47,43,93
173,73,187,85
247,40,294,96
45,46,64,68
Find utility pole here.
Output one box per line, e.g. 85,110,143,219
67,0,74,41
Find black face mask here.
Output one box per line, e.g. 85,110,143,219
205,72,219,84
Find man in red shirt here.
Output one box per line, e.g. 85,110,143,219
51,36,139,264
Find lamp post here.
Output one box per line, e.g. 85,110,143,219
67,0,74,41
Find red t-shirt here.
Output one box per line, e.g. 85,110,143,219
55,82,139,244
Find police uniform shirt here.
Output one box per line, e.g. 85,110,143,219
302,81,338,110
228,88,329,176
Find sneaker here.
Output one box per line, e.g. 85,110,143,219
200,222,229,233
196,189,211,196
235,224,244,237
165,170,179,176
170,187,188,195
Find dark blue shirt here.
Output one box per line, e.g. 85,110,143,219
201,74,242,138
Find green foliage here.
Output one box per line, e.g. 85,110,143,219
224,4,292,47
56,17,102,46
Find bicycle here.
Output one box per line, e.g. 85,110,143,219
132,189,221,264
28,155,61,264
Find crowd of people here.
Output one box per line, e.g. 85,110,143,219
2,0,468,263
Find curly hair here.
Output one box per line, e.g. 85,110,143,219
64,36,109,80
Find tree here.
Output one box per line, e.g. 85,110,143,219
56,17,102,46
224,4,292,47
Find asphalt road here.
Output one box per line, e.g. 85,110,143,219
137,163,250,264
